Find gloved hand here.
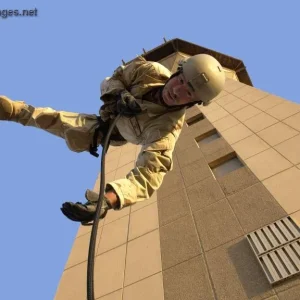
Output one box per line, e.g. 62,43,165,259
116,90,142,117
60,189,112,224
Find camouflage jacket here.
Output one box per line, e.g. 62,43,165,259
100,57,186,209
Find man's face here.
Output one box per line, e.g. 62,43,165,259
162,73,197,106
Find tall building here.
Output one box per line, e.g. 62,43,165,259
55,38,300,300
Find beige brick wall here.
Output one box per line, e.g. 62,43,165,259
199,78,300,226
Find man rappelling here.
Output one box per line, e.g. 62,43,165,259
0,54,226,223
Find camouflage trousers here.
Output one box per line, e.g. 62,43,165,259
17,104,126,153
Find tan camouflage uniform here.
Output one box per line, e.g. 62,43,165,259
14,57,186,209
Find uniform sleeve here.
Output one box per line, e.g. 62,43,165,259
106,132,178,209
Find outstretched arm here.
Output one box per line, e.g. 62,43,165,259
107,131,177,209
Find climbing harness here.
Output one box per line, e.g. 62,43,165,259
86,114,121,300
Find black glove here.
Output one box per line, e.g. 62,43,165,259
116,90,142,117
60,189,112,224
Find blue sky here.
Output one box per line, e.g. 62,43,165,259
1,1,300,299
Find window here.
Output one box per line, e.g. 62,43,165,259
197,130,221,146
210,153,244,178
185,113,204,126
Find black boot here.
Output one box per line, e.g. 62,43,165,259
60,189,112,223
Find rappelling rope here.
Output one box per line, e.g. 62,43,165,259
86,114,121,300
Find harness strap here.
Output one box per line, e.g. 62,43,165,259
89,117,110,158
89,116,127,157
89,126,101,157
